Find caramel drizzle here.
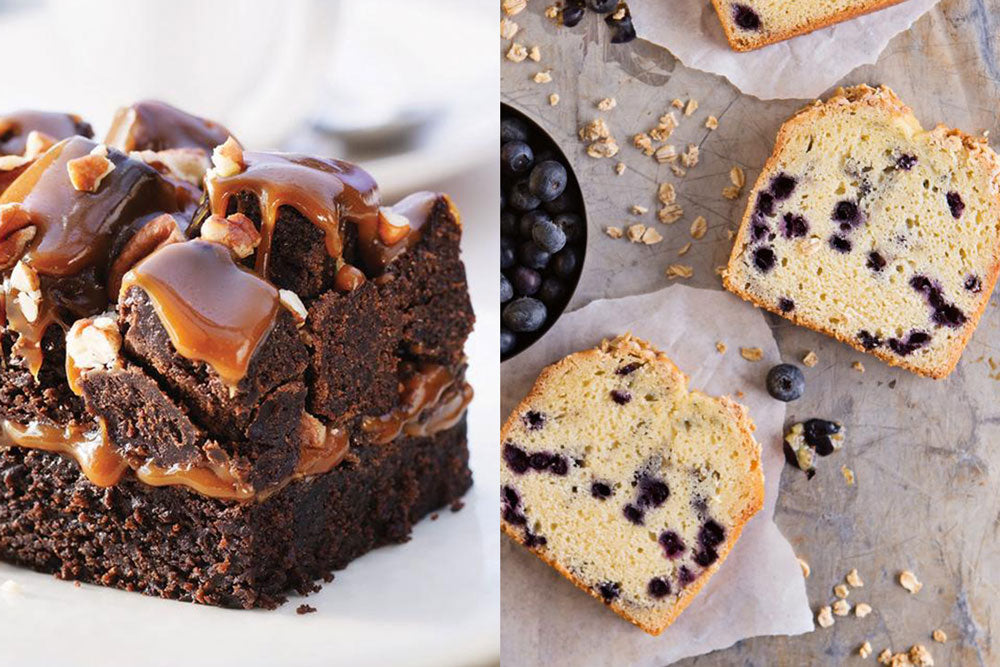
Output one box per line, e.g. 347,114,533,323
4,290,61,379
120,240,280,386
362,363,473,444
0,110,89,156
104,100,231,153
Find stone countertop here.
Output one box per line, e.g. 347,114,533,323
501,2,999,664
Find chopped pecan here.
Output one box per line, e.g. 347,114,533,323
131,147,209,186
200,213,261,259
278,289,307,326
0,203,35,271
108,213,184,299
67,152,115,192
66,315,121,370
377,208,411,245
210,136,244,178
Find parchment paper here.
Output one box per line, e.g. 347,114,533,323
500,285,814,667
630,0,940,100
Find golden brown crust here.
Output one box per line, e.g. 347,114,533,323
500,334,765,635
710,0,907,52
723,85,1000,379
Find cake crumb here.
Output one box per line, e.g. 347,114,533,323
296,604,317,615
684,99,698,116
630,205,648,215
834,583,849,598
614,161,626,175
842,465,855,485
532,70,552,84
853,361,866,373
690,215,707,239
855,602,873,618
816,605,835,628
544,5,559,19
847,568,864,587
597,97,617,111
450,500,465,512
505,42,528,63
909,644,934,666
430,513,439,521
832,599,850,616
860,641,873,659
802,350,819,367
796,556,810,578
932,629,947,643
549,93,560,106
500,17,519,40
677,242,691,256
528,45,541,62
716,341,727,354
671,98,684,109
877,649,892,664
657,182,676,205
705,115,719,130
605,226,623,239
666,264,693,279
740,347,763,362
899,570,922,594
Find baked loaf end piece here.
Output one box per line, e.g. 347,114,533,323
724,85,1000,378
711,0,905,51
500,334,763,635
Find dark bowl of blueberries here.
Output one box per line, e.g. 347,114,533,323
501,103,587,362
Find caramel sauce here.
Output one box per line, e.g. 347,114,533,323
105,100,231,153
5,290,61,379
297,426,350,476
121,240,280,386
362,363,472,444
370,191,440,267
0,110,91,156
334,263,366,292
0,420,127,487
404,382,473,438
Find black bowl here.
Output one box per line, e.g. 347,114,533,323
501,103,587,362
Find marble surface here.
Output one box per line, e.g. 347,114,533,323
501,1,999,664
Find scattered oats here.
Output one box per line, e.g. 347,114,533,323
847,568,864,588
730,166,745,188
658,203,683,224
853,361,866,373
641,227,663,245
528,45,542,62
605,226,623,239
677,242,691,256
705,115,719,130
597,97,617,111
549,93,560,106
500,17,519,40
671,98,684,109
740,347,763,362
633,132,654,156
842,465,856,485
587,138,619,158
932,629,947,643
614,161,626,175
544,5,559,19
533,70,552,83
722,185,742,200
681,144,699,168
690,215,707,239
611,6,626,20
832,599,851,616
626,224,646,243
502,0,526,16
657,182,676,205
796,556,810,578
899,570,922,594
670,163,687,178
877,649,893,664
834,584,850,599
0,579,21,596
909,644,934,667
579,118,611,142
650,113,677,141
684,99,699,116
816,606,835,628
716,341,727,354
666,264,693,279
505,42,528,62
654,144,677,164
855,602,873,618
802,350,819,367
860,642,873,659
630,205,648,215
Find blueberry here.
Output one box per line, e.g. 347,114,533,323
501,328,517,356
678,566,696,586
501,273,514,302
597,581,621,602
529,452,551,471
616,361,641,375
508,180,540,211
648,577,671,598
502,485,520,508
910,274,934,294
896,154,917,170
693,548,719,567
501,118,529,144
523,531,547,548
544,189,578,215
501,141,533,176
531,218,567,253
866,251,886,272
519,210,552,239
510,266,541,296
501,236,516,270
518,241,550,270
770,174,797,200
803,419,842,456
699,520,725,549
888,330,931,356
829,235,852,253
503,443,529,474
753,246,776,272
781,212,808,238
755,192,776,216
750,216,773,242
605,6,636,43
659,531,685,558
766,363,805,402
591,481,613,499
528,160,568,203
523,411,546,430
637,477,669,507
946,191,964,218
502,297,547,332
623,504,644,524
857,330,883,349
561,4,585,27
554,212,584,244
965,275,982,293
778,298,795,313
537,278,565,307
610,389,631,404
832,200,858,223
589,0,617,12
733,4,761,30
501,211,518,237
552,248,579,277
549,455,569,476
933,302,966,328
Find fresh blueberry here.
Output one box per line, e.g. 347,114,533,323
648,577,671,598
778,298,795,313
554,212,585,244
946,191,964,218
610,389,631,404
503,443,529,474
888,330,931,356
510,266,541,296
518,241,551,270
770,173,797,200
591,481,613,499
508,180,540,211
623,504,644,524
766,363,805,402
965,275,982,293
605,6,636,43
501,328,517,356
693,548,719,567
501,210,518,237
659,531,685,558
501,273,514,302
866,251,886,272
803,419,842,456
544,188,577,215
528,160,568,202
532,218,567,253
781,212,808,238
501,118,529,144
537,278,565,307
589,0,617,12
597,581,621,602
896,154,917,170
699,520,725,549
523,410,546,430
755,192,776,216
502,297,547,332
857,330,883,349
733,4,761,30
520,210,552,239
561,4,585,27
501,141,533,176
501,236,516,270
552,248,579,277
829,235,852,253
753,246,776,272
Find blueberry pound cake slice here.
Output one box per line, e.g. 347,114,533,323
501,334,764,635
725,85,1000,378
711,0,905,51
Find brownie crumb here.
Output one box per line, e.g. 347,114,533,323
431,513,440,521
296,604,317,615
450,500,466,512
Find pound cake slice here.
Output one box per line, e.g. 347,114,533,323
711,0,905,51
725,85,1000,378
500,334,763,635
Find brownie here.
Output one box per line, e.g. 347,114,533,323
0,102,474,608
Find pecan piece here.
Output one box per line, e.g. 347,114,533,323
0,203,36,271
108,213,184,299
200,212,261,259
